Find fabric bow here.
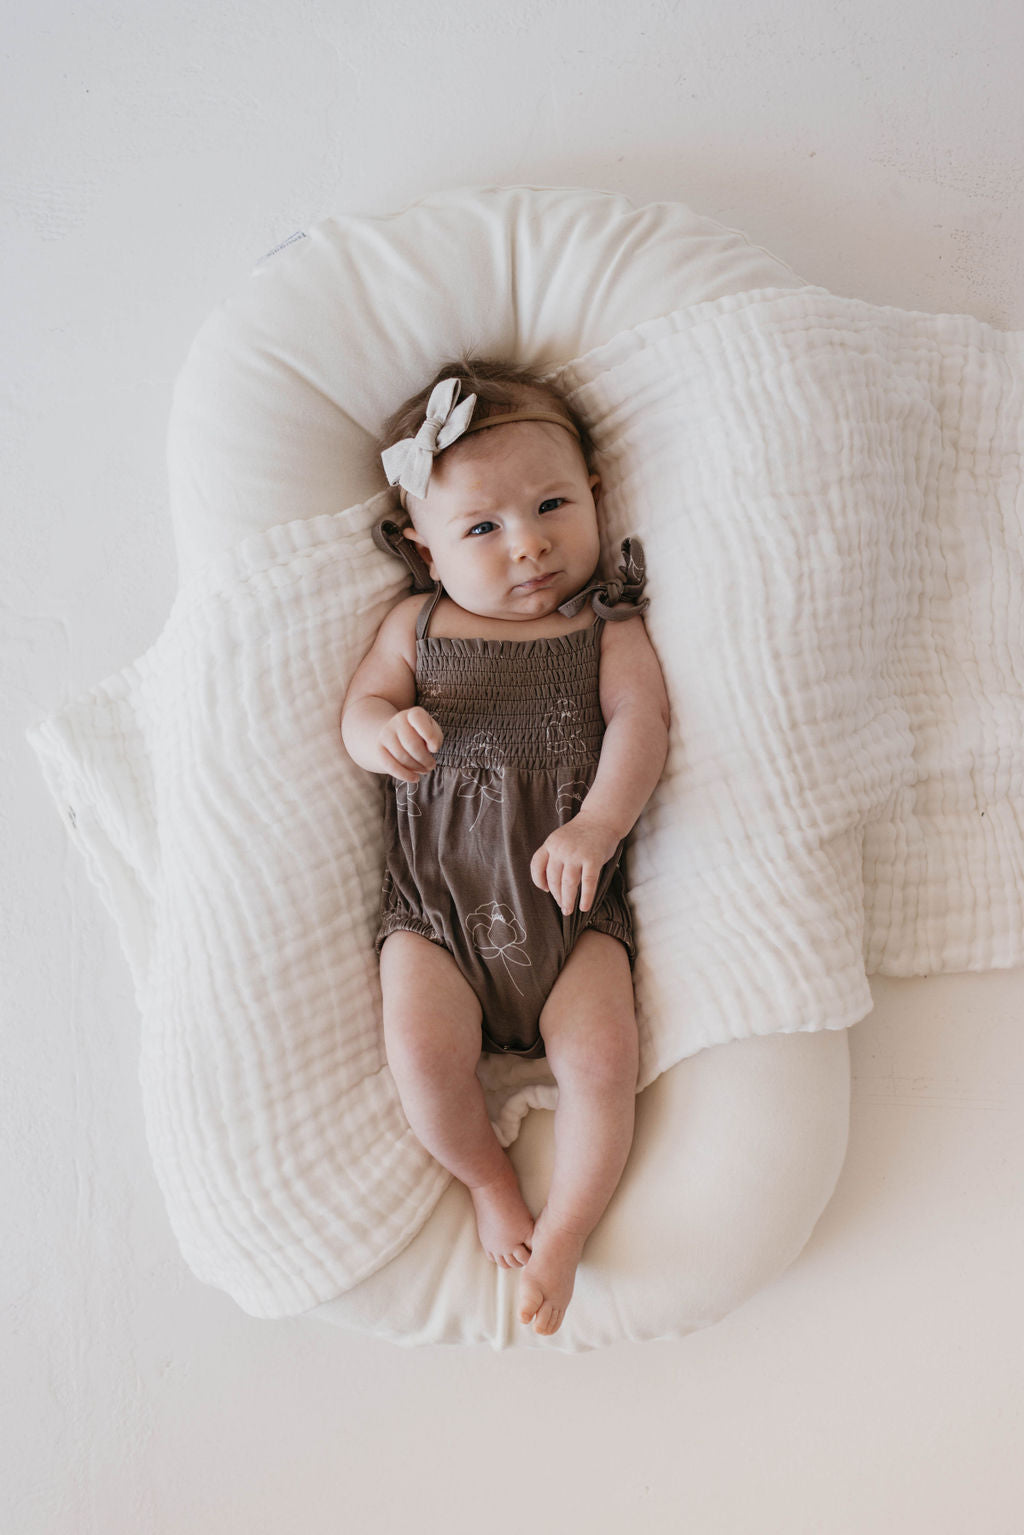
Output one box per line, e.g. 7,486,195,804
557,537,650,622
380,378,478,500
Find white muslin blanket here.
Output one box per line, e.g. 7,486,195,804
30,288,1024,1317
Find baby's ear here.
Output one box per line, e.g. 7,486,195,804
403,525,437,580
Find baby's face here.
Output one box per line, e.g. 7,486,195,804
404,422,601,623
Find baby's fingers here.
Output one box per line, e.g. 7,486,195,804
541,852,569,909
531,845,588,914
544,856,568,911
559,863,582,916
538,850,575,915
380,746,422,782
407,707,444,755
394,713,438,769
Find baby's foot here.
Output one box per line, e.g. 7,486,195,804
468,1166,534,1268
517,1209,587,1336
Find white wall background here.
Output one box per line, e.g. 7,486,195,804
5,2,1024,1531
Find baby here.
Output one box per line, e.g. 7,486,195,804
341,360,669,1335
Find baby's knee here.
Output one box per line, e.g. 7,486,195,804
545,1009,639,1092
384,1012,479,1088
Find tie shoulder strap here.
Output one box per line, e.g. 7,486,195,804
557,536,650,622
415,583,445,640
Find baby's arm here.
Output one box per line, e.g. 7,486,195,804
340,596,443,782
530,618,670,914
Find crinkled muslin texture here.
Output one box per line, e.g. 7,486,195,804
30,286,1024,1318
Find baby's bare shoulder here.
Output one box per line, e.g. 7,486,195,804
598,615,669,718
344,593,424,713
381,592,426,630
373,592,424,662
598,613,659,661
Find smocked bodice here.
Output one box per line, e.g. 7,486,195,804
415,625,604,772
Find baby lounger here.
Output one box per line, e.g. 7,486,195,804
31,186,1024,1350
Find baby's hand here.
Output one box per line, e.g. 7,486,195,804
377,706,443,782
530,813,621,915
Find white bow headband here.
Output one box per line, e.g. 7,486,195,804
380,377,582,504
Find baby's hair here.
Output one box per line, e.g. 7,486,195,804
379,358,596,490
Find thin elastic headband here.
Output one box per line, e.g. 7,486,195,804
380,378,581,506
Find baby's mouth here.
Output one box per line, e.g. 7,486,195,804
515,572,556,592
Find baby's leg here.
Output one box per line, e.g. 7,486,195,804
379,931,534,1267
519,930,639,1335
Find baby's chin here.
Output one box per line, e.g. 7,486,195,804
505,581,571,617
486,601,562,624
445,566,595,622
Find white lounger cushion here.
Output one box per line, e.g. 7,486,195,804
32,187,1021,1347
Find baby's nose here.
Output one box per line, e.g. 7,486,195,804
514,525,552,559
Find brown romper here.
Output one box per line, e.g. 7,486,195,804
374,538,648,1059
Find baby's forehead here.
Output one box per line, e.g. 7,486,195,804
406,420,589,525
440,420,584,481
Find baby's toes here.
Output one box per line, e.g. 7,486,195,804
518,1272,544,1325
510,1243,532,1267
534,1302,563,1336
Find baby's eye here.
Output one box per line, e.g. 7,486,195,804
467,521,496,537
538,498,565,514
